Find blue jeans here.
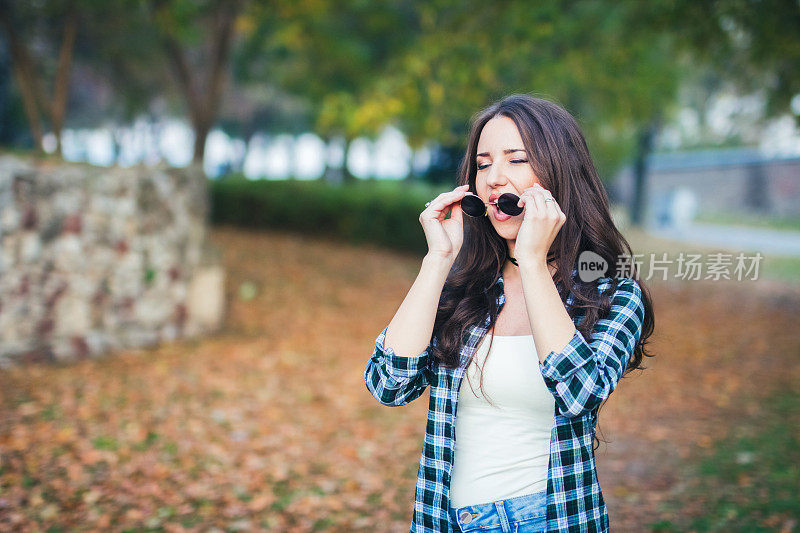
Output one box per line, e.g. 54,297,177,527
449,491,547,532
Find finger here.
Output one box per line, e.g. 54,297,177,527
519,190,546,214
529,185,561,216
447,200,463,224
424,188,469,216
445,185,469,201
429,188,466,209
542,199,566,231
556,205,567,226
543,196,561,218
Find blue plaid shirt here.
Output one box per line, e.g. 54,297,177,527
364,270,645,532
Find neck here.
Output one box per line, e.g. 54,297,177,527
506,240,557,275
507,239,518,259
503,259,557,283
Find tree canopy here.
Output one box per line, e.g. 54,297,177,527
1,0,797,176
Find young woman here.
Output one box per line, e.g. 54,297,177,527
364,94,655,533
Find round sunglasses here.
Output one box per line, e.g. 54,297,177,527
460,192,523,217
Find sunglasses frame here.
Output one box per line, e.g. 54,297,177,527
460,192,523,217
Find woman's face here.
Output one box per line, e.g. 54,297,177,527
474,115,541,241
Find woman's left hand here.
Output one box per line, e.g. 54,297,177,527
514,183,566,265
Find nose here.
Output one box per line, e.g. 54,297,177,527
484,161,508,189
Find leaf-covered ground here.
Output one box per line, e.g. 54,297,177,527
1,226,799,532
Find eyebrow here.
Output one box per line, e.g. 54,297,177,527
476,149,526,158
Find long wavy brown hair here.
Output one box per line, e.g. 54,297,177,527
431,94,655,433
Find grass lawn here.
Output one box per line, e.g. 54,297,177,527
651,391,800,532
694,210,800,234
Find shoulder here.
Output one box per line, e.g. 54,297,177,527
595,277,645,327
593,275,644,309
595,276,641,296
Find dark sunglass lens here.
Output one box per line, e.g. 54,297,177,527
497,193,523,216
460,195,485,217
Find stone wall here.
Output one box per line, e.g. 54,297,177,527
0,154,225,367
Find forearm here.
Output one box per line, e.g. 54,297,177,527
518,260,577,364
383,254,453,357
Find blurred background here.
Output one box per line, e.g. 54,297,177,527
0,0,798,531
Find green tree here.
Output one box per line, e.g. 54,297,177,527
639,0,800,220
668,0,800,121
359,1,681,182
147,0,246,163
73,0,163,124
237,0,421,182
0,0,246,164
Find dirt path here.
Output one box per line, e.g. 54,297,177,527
1,227,798,531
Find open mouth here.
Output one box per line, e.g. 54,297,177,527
491,205,512,221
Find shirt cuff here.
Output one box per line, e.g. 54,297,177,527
371,326,431,379
539,328,594,381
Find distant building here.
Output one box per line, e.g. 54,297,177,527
611,148,800,226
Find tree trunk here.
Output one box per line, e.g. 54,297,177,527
0,0,78,155
630,123,656,228
341,136,357,183
322,135,356,184
192,116,211,164
8,57,44,152
744,161,769,213
151,0,240,165
0,8,44,151
50,6,78,157
199,0,238,164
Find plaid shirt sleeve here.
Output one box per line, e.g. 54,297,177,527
539,277,645,419
364,325,433,407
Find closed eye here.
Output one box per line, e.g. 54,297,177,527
476,158,528,171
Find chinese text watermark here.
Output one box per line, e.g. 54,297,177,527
577,251,764,282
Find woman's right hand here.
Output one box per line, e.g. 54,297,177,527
419,184,470,263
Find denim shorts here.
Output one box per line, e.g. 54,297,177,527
449,491,547,533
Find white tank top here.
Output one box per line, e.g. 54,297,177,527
450,334,555,508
